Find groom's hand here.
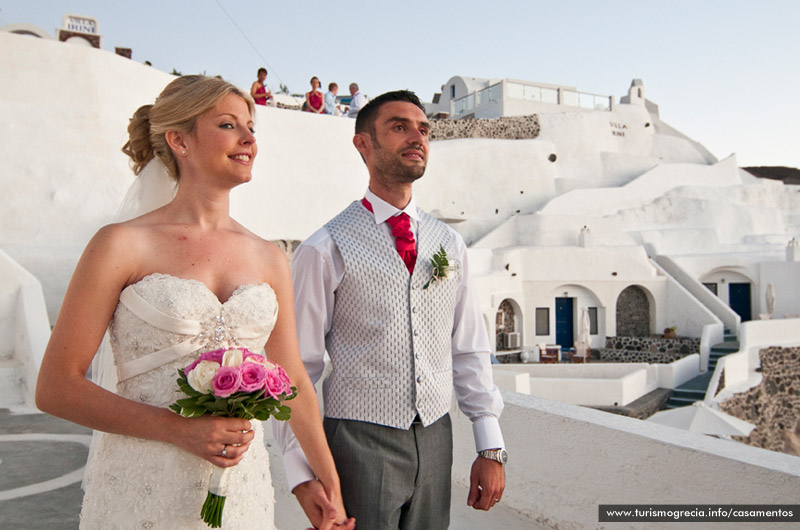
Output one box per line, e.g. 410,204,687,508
294,479,355,530
467,456,505,511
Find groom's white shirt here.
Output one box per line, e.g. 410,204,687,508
274,188,504,491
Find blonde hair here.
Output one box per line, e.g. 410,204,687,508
122,75,255,179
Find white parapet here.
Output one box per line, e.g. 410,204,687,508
451,391,800,529
0,250,51,407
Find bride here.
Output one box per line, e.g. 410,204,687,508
35,75,353,530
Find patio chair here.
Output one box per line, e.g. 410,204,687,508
570,341,590,363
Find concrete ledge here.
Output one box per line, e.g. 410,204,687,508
452,391,800,529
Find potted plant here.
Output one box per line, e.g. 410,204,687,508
663,326,677,339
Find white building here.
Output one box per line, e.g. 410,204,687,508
427,74,614,119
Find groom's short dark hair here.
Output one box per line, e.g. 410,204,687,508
355,90,426,137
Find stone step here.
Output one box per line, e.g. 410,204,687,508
668,389,703,399
0,359,26,406
665,396,699,408
711,341,739,352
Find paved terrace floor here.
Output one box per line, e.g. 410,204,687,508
0,408,543,529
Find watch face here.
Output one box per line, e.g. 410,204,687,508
500,449,508,464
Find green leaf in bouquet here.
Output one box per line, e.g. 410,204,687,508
226,393,251,407
177,379,202,398
273,405,292,422
175,397,201,409
285,387,299,401
253,409,272,421
202,397,229,413
179,403,207,418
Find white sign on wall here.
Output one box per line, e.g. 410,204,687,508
62,14,98,35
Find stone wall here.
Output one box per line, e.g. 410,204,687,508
599,335,700,364
615,286,650,337
271,106,541,141
720,346,800,455
429,115,540,141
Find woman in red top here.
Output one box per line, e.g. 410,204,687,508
304,76,325,114
250,67,272,106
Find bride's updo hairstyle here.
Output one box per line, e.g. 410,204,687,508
122,75,254,179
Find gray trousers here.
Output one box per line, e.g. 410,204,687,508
323,414,453,530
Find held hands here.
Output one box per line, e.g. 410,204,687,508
171,415,254,468
294,479,355,530
467,456,506,511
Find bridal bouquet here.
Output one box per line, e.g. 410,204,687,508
170,347,296,528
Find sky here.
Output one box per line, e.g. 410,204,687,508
2,0,799,168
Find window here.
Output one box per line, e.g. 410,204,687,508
588,307,598,335
535,308,549,335
450,85,455,98
703,282,718,295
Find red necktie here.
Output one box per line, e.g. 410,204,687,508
362,198,417,274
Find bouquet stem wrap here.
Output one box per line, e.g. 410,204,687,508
201,466,231,528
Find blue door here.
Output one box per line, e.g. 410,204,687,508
555,297,574,351
729,283,752,322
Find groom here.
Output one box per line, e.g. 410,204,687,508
276,90,506,529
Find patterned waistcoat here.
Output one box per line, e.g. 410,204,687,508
324,201,461,429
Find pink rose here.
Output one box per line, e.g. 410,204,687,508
275,365,293,396
212,365,242,398
264,368,289,399
185,348,227,375
238,361,267,393
200,349,227,363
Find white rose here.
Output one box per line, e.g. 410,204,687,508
222,348,244,368
187,361,220,394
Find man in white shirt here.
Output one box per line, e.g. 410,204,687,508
345,82,368,118
323,82,340,116
274,90,506,530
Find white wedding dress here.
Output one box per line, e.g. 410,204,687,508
80,273,278,530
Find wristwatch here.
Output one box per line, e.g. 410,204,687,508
478,448,508,466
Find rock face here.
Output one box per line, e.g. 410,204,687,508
743,166,800,184
430,115,540,141
720,346,800,455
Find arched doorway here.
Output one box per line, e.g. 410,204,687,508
495,299,521,351
616,286,650,337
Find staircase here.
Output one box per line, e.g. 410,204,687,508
665,331,739,409
665,371,712,409
709,332,739,371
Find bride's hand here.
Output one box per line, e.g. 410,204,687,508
170,415,255,467
294,479,355,530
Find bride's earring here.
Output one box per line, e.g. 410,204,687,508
181,150,187,155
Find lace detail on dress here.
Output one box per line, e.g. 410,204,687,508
80,273,277,530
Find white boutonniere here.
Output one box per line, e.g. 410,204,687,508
423,245,457,289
